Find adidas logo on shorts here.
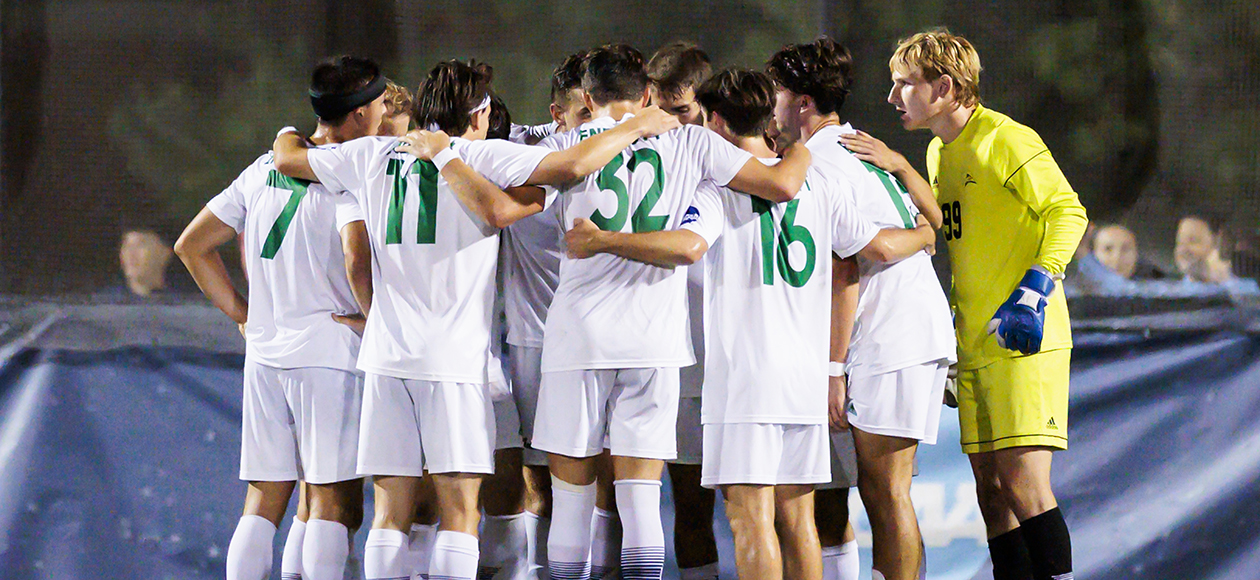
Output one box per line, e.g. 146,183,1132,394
1046,417,1058,430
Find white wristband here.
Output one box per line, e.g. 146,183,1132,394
432,147,459,171
276,126,300,139
829,361,847,377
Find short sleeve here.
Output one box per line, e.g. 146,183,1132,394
308,138,380,193
461,139,551,189
925,138,944,200
827,180,879,259
679,181,724,247
205,159,259,232
690,127,754,187
333,191,364,231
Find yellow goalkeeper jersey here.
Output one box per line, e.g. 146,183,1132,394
926,105,1088,370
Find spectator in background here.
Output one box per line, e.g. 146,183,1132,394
1092,223,1165,280
117,228,175,296
1174,215,1259,294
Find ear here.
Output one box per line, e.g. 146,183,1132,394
936,75,955,100
550,103,565,128
582,91,598,112
797,93,813,114
639,87,651,108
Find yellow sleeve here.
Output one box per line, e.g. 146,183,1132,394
1003,149,1088,275
925,138,943,200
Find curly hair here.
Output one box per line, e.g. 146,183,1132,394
765,37,854,116
413,60,493,136
695,68,775,138
550,50,589,106
582,43,649,106
383,80,413,118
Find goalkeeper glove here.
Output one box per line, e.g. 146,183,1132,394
986,267,1056,355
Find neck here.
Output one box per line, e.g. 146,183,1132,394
732,134,777,158
310,121,361,145
798,111,842,143
591,100,642,122
128,273,165,296
931,103,976,144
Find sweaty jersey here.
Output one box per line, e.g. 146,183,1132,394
926,106,1087,370
806,124,956,376
538,115,753,372
682,161,878,424
307,136,550,382
207,150,363,372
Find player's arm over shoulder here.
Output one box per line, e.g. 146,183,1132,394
995,123,1088,275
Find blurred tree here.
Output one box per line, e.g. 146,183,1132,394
107,39,313,224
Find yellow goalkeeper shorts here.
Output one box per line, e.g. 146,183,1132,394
956,349,1070,454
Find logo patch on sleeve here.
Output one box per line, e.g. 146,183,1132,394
680,206,700,226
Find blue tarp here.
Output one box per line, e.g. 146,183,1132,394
0,302,1258,579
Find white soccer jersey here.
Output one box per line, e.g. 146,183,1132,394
678,259,706,397
537,116,754,372
682,162,878,424
805,124,956,375
499,205,564,348
306,136,550,382
207,151,363,372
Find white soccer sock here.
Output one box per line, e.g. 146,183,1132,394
531,514,549,579
589,508,621,580
547,477,597,580
408,523,438,580
430,530,480,580
479,513,530,580
281,518,307,580
364,528,409,580
821,540,860,580
227,515,277,580
678,562,720,580
614,480,665,580
303,519,351,580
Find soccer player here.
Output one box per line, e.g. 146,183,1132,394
272,59,681,580
528,43,812,580
767,38,957,580
884,30,1088,580
379,80,413,136
646,40,719,580
562,67,938,580
175,55,381,580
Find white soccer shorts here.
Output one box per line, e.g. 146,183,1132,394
496,345,547,466
816,429,859,490
847,360,950,445
239,358,363,485
672,395,704,465
700,423,830,488
357,373,496,476
533,367,680,460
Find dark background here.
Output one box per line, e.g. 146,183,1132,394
2,0,1258,294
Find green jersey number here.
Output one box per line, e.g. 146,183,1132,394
752,197,816,288
590,149,669,233
260,171,311,259
386,157,440,245
859,160,916,229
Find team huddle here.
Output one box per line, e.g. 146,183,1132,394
176,29,1087,580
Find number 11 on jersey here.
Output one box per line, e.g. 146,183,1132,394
386,158,440,245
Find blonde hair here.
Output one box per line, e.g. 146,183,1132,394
890,29,982,107
383,80,414,117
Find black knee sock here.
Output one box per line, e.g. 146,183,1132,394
989,526,1035,580
1020,507,1073,580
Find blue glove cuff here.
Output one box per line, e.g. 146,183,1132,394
1020,268,1056,297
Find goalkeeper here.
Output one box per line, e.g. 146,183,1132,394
860,29,1088,580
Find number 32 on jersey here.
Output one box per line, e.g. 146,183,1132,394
590,150,669,233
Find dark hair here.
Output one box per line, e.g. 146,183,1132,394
414,60,494,136
765,37,854,116
696,69,775,138
487,94,511,140
647,42,712,99
550,50,589,105
582,44,649,106
309,56,383,124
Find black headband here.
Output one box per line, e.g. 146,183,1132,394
309,74,388,122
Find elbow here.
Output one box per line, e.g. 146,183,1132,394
485,203,518,229
679,243,706,266
172,233,195,262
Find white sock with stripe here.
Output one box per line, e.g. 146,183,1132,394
614,480,664,580
281,517,307,580
547,477,597,580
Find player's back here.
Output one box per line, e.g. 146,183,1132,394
307,135,548,382
538,117,752,372
691,165,871,424
208,151,362,372
805,124,955,376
